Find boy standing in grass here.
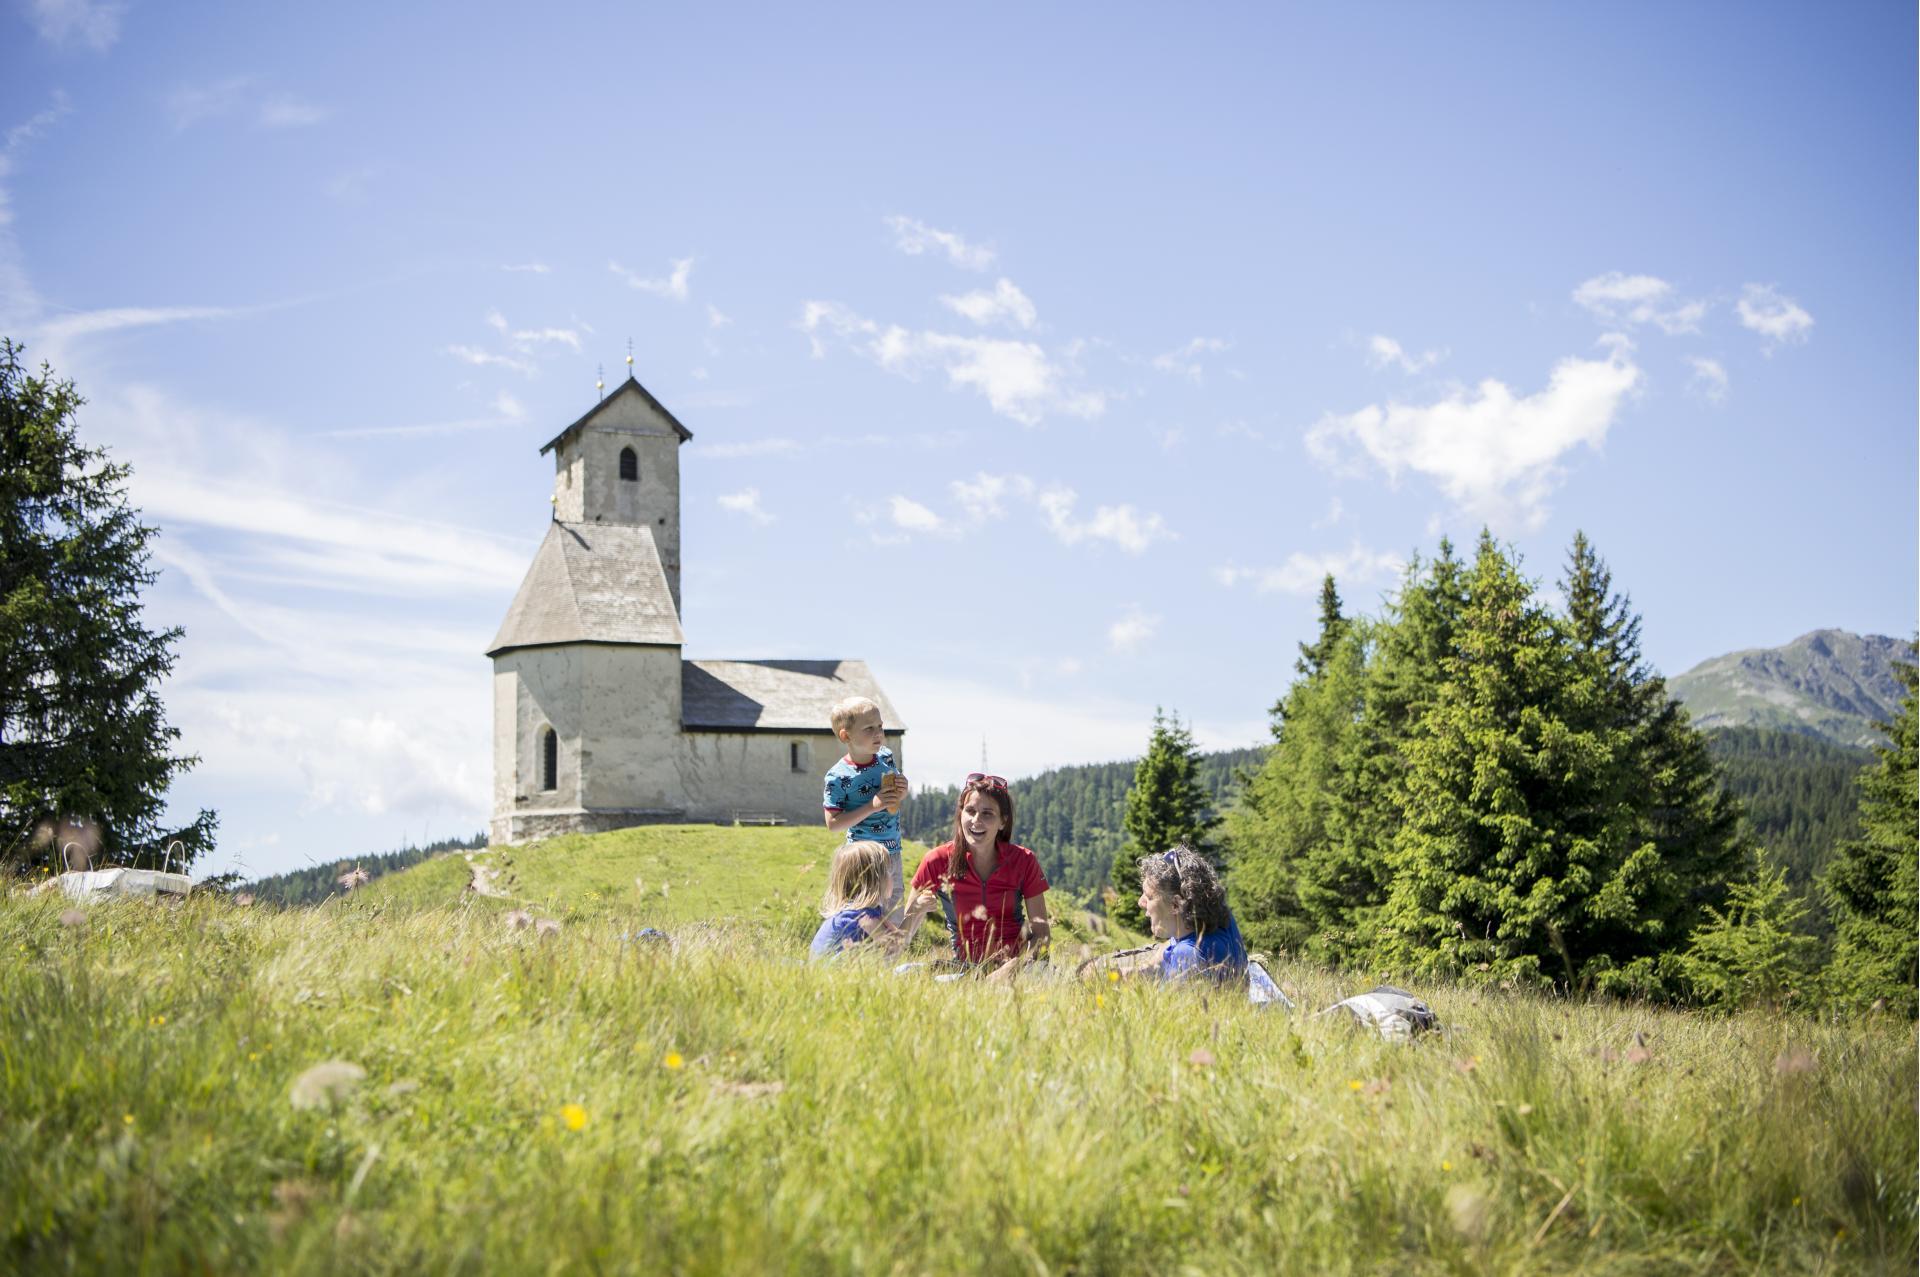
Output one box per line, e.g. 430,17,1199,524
822,696,908,921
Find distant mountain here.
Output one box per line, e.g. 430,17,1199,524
1669,629,1915,748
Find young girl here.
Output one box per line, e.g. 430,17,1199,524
909,773,1052,966
1135,843,1247,983
810,840,937,960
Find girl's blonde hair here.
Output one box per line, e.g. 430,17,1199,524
821,840,890,915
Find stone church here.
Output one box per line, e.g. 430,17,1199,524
487,373,905,844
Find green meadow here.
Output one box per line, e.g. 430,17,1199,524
2,830,1913,1275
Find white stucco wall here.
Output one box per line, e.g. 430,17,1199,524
676,730,907,826
577,645,686,812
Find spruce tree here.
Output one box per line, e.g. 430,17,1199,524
1821,658,1918,1012
1109,708,1218,928
1225,578,1362,953
0,340,216,872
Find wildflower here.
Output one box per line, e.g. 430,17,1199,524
1095,994,1106,1009
561,1103,587,1132
235,892,255,907
1441,1159,1453,1172
1107,970,1120,984
535,917,561,937
1792,1195,1802,1207
1188,1048,1215,1069
1774,1046,1817,1076
336,867,370,891
1348,1080,1364,1091
122,1113,135,1126
663,1052,684,1071
58,909,86,928
289,1060,367,1110
249,1052,261,1062
504,909,533,931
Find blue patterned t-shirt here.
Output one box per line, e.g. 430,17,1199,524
809,906,884,960
822,747,901,852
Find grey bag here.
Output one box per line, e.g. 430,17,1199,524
1322,985,1439,1041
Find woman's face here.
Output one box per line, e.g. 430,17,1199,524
1139,880,1182,940
958,792,1003,850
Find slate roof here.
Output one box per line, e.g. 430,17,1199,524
539,375,693,455
487,521,684,655
682,660,906,733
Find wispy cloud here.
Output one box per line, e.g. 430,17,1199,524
707,303,731,328
1571,271,1707,335
1687,356,1729,404
1366,334,1444,374
167,76,327,132
610,256,694,301
445,344,534,375
502,262,550,274
1151,336,1230,382
878,471,1171,554
717,487,775,525
941,278,1037,329
800,300,1104,426
884,214,995,270
1307,337,1641,532
26,0,125,51
1035,486,1172,554
1736,283,1813,349
1108,608,1161,653
690,437,805,459
887,495,947,536
1213,543,1405,595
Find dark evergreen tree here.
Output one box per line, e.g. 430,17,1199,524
0,341,215,872
1108,708,1219,928
1821,658,1918,1012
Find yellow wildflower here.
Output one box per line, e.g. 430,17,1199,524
1095,994,1106,1009
1107,970,1120,984
561,1103,587,1132
1348,1080,1364,1091
1441,1160,1453,1172
122,1114,134,1126
664,1052,684,1071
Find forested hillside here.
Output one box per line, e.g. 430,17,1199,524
901,748,1263,902
241,832,486,906
1705,727,1871,934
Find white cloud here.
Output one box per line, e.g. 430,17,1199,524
707,303,731,329
493,390,526,420
511,326,582,351
1736,283,1813,348
884,214,995,270
941,278,1037,330
1213,543,1405,595
1687,356,1729,404
1108,608,1161,654
258,94,328,128
691,437,803,460
717,487,775,525
1367,334,1444,374
445,344,534,375
1151,336,1229,382
502,262,550,274
1571,271,1707,335
800,300,1105,426
609,256,694,301
1035,486,1172,554
888,495,947,535
27,0,124,50
1307,339,1641,532
951,471,1034,521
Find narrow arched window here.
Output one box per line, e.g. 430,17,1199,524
619,447,638,482
541,728,558,791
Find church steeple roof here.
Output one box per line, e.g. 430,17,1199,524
487,519,684,656
539,375,693,456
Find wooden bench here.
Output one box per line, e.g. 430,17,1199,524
732,813,788,827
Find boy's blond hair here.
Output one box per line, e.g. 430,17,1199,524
829,695,880,736
821,840,890,916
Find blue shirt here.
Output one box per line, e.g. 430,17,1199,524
1161,917,1248,984
822,747,901,852
810,906,884,960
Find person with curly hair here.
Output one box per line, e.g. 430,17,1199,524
1135,844,1247,984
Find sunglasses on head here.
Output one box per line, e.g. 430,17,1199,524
965,772,1008,790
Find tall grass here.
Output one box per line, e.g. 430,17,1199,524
2,892,1912,1274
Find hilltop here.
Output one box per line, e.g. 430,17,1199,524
1668,628,1914,747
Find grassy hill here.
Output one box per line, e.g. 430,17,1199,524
2,891,1911,1274
360,824,1149,952
1670,629,1914,747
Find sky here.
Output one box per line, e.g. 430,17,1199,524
3,1,1914,881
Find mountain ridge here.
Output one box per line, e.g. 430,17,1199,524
1668,628,1913,748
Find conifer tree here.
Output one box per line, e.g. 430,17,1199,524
0,340,216,871
1109,708,1218,928
1821,658,1918,1012
1680,859,1820,1009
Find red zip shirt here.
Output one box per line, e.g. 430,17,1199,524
912,840,1049,962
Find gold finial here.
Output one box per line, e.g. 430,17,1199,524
596,363,605,399
626,337,634,376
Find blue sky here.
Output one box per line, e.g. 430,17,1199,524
3,1,1914,880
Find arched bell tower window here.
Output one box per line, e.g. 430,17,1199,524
541,728,558,791
619,447,638,482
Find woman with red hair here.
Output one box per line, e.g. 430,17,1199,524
910,773,1052,966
